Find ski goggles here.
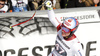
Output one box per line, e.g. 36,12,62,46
61,26,70,33
0,3,5,5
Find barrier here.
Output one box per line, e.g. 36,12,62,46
0,7,100,56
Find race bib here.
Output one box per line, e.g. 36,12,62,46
55,41,67,56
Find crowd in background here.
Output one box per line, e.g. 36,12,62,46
0,0,100,13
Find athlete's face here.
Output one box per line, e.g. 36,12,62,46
61,27,71,37
62,30,70,37
0,1,5,9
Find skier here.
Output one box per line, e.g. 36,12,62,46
45,0,84,56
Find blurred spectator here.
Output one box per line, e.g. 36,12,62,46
54,0,61,9
83,0,100,7
7,0,13,12
51,0,56,9
28,0,35,11
83,0,94,6
60,0,86,8
33,0,45,10
0,0,8,13
93,0,100,7
32,1,38,10
11,0,28,12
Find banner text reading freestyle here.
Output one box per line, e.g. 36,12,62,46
0,41,96,56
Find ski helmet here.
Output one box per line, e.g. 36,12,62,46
62,17,79,34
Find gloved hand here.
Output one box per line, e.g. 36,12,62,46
44,0,52,8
